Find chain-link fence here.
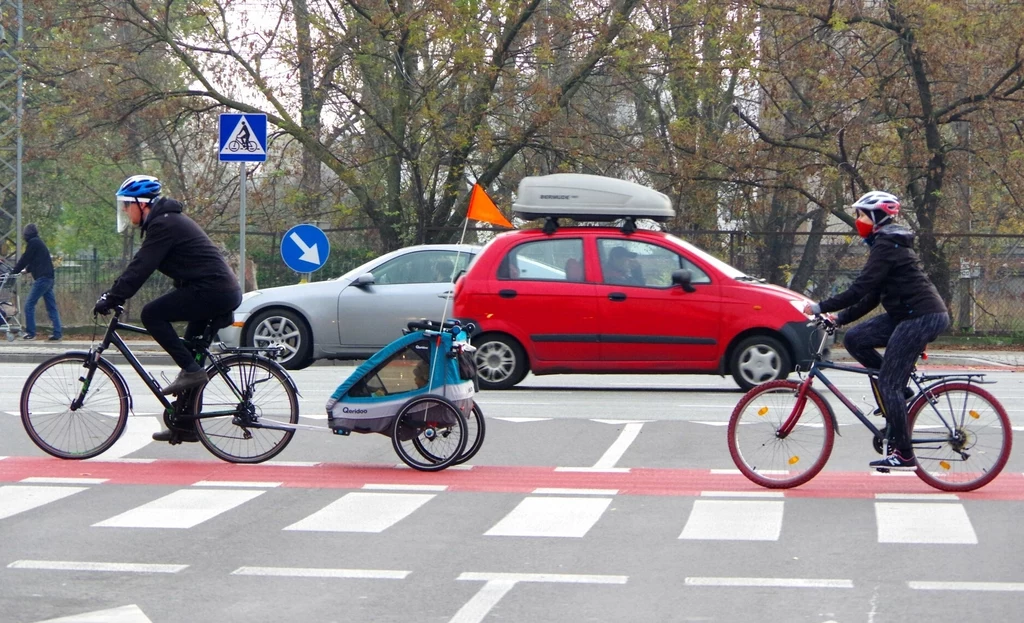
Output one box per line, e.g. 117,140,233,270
22,229,1024,335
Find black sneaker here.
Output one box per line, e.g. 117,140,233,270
152,428,199,443
22,334,36,341
48,335,62,342
161,369,208,395
870,450,917,472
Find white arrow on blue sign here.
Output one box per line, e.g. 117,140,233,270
281,224,330,273
219,113,267,162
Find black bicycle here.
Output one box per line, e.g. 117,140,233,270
728,315,1012,492
20,306,300,463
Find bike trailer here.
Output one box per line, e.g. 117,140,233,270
325,328,474,436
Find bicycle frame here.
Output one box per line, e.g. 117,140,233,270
782,321,992,450
73,309,283,428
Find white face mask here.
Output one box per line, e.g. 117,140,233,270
115,198,143,233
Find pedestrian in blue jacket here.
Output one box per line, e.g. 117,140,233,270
11,223,62,341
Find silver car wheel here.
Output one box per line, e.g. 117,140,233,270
253,315,302,362
477,340,516,384
736,343,782,385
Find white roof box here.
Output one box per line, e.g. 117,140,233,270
512,173,674,222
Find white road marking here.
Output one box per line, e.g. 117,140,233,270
88,417,162,460
555,466,630,473
20,477,108,485
283,492,434,533
909,581,1024,592
93,489,264,529
685,577,853,588
491,417,552,423
680,500,784,541
362,483,448,492
700,490,784,498
590,421,647,469
875,502,977,544
232,566,408,579
875,493,959,500
532,488,618,496
32,604,154,623
191,481,282,488
8,560,186,573
0,485,88,520
485,497,611,538
452,572,627,623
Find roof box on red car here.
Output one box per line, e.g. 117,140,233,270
512,174,674,223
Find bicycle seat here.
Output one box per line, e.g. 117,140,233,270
201,312,235,342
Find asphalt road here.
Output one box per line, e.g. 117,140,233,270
1,350,1023,623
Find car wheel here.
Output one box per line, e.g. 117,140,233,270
729,335,791,391
474,334,527,390
245,308,313,370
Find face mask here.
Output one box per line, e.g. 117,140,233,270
856,218,875,238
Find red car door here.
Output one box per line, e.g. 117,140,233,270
489,237,599,363
595,237,721,363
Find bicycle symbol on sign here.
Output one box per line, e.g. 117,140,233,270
228,122,260,153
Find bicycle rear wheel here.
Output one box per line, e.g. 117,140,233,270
393,395,467,472
192,355,299,463
20,354,129,459
909,382,1012,492
728,379,835,488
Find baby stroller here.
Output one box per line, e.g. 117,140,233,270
325,319,485,471
0,258,22,341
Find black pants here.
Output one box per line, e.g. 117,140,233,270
140,286,242,371
843,312,950,453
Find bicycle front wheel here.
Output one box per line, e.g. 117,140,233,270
393,395,467,472
20,354,129,459
192,355,299,463
728,380,835,488
909,382,1012,492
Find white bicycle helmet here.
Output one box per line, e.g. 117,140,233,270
851,191,900,225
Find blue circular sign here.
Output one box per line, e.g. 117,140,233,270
281,224,330,273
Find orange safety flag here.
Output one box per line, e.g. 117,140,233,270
467,183,513,228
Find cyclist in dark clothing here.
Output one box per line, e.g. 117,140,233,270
11,223,62,341
95,175,242,442
804,191,949,471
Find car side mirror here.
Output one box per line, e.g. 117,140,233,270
354,272,375,288
672,269,697,293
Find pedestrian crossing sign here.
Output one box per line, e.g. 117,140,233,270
218,113,267,162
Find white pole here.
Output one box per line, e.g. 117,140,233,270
239,161,247,291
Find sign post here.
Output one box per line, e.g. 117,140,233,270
218,113,267,291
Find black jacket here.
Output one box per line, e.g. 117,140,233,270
819,225,948,325
107,198,240,304
12,224,55,280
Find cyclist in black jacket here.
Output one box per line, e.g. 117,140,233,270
804,191,949,471
95,175,242,442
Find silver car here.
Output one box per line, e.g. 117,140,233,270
218,244,481,369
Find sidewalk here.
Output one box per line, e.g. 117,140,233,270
1,337,1022,369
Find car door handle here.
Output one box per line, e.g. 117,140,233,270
437,291,453,299
608,292,627,301
499,289,518,299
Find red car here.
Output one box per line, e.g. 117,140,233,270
454,174,821,390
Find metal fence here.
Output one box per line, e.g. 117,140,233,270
22,229,1024,335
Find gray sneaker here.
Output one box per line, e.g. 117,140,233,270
161,369,209,395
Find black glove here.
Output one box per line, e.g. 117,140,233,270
93,293,114,315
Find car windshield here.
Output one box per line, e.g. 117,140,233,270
663,234,749,280
336,248,478,283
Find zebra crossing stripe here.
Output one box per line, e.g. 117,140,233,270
0,485,88,520
453,572,627,623
875,502,977,544
93,489,265,529
283,492,434,532
680,500,784,541
685,577,853,588
909,581,1024,592
485,497,612,537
